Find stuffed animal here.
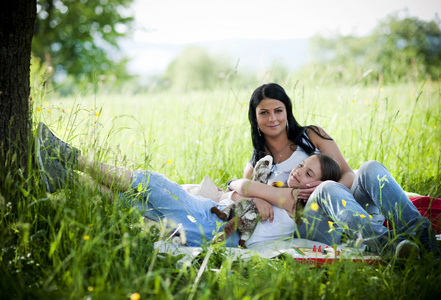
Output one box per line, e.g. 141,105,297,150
211,155,273,247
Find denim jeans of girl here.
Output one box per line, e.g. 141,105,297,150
120,170,240,247
297,161,431,252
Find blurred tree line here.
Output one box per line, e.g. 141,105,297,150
306,12,441,84
32,0,134,88
32,5,440,94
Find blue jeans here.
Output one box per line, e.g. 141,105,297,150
297,161,431,251
120,170,240,247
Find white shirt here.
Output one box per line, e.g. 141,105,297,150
267,146,315,185
247,145,319,246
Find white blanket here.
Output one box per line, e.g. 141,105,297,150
154,237,382,267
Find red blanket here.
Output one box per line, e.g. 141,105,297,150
410,196,441,233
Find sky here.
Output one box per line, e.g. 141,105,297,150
125,0,441,75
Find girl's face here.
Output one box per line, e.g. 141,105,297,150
287,155,322,188
255,98,287,138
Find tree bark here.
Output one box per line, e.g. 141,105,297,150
0,1,36,173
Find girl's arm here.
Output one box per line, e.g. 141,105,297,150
229,179,297,215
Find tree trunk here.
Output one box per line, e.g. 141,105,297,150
0,1,36,191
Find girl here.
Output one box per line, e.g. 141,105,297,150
212,153,342,247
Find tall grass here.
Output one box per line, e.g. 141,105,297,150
1,76,441,299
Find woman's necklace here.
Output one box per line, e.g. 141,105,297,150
275,141,292,165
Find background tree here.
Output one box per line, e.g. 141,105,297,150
164,46,236,91
0,1,36,198
32,0,135,83
307,11,441,83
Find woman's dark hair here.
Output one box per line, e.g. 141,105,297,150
248,83,330,166
314,153,342,182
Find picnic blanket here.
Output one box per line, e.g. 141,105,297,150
154,237,382,267
162,179,441,266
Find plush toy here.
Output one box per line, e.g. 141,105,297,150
211,155,273,247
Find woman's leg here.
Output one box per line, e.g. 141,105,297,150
126,170,239,247
77,155,134,192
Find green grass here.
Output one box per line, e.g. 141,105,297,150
1,77,441,299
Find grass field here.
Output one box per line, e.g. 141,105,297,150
1,77,441,299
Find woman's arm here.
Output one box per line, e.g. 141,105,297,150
243,162,254,179
307,126,355,189
229,179,297,215
220,190,275,222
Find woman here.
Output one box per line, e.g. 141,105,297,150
242,83,438,257
35,122,295,248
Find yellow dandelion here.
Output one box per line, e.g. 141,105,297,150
130,293,141,300
66,128,70,132
374,102,378,106
84,235,90,240
352,99,355,103
328,221,334,228
88,286,94,292
393,128,397,132
360,214,366,218
47,110,51,113
95,112,99,117
274,181,284,187
411,130,415,133
369,215,373,219
199,120,203,123
167,160,172,164
342,199,346,207
61,109,65,113
37,106,41,112
435,125,437,129
242,102,246,105
311,203,319,211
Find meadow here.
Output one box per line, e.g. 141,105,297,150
1,76,441,299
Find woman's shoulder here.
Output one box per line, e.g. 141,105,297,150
304,125,328,137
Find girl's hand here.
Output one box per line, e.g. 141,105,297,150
298,181,322,201
253,198,274,222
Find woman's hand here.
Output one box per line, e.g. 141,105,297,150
297,181,322,201
228,179,251,196
253,198,274,222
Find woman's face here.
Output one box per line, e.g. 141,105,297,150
255,98,287,138
287,156,322,188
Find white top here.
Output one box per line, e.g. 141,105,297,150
247,144,319,246
245,206,296,247
267,146,317,185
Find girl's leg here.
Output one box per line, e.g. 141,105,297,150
298,181,391,252
351,161,438,253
